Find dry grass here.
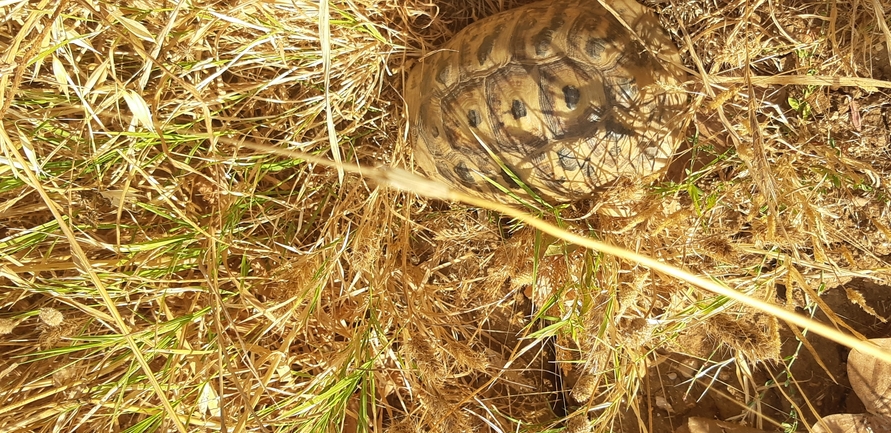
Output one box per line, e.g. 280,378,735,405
2,0,891,432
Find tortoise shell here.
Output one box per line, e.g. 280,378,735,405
406,0,688,204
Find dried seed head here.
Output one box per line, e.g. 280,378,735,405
0,318,16,335
39,307,64,327
572,374,597,403
566,414,592,433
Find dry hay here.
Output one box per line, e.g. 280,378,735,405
1,0,891,432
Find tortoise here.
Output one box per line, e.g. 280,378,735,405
405,0,688,204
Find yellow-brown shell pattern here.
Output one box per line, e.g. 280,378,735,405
406,0,688,204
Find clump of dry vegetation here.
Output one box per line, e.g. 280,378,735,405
2,0,891,432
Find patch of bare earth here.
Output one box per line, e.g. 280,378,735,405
1,0,891,432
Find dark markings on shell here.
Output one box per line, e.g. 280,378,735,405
600,79,622,109
436,161,457,183
603,20,622,44
532,152,548,167
557,147,579,171
454,161,475,185
585,38,606,58
620,40,650,69
542,175,570,194
533,16,565,56
511,100,527,119
444,125,460,147
583,161,598,177
645,95,669,119
406,0,688,204
536,71,565,139
563,85,581,109
614,77,638,104
639,140,659,160
585,106,603,123
533,29,554,56
603,119,633,144
477,25,501,64
490,108,550,151
539,107,556,117
527,134,552,150
467,109,482,127
531,152,556,180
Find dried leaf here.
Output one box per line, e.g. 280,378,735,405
811,413,891,433
51,55,69,96
112,12,156,42
122,89,154,131
847,337,891,417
